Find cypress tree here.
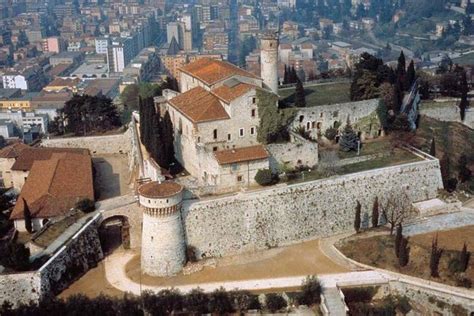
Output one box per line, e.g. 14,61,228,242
396,50,406,79
459,242,470,272
354,201,361,233
406,60,416,90
430,235,443,277
429,137,436,157
371,197,379,228
294,78,306,107
283,65,289,84
23,198,32,233
395,223,403,258
398,236,410,267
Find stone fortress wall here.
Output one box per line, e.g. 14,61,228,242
182,158,443,259
291,99,380,136
0,213,103,307
420,104,474,129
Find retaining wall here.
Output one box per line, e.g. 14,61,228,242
0,214,103,307
421,105,474,129
182,159,443,259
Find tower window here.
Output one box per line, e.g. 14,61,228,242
251,109,256,117
227,133,232,141
213,129,217,139
250,127,255,135
239,128,244,137
237,175,243,182
252,98,256,104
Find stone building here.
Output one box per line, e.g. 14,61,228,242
160,58,273,191
260,32,279,94
138,181,186,276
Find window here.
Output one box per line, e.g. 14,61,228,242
213,146,218,151
239,128,244,137
299,115,304,122
306,122,311,130
213,129,217,139
320,113,324,118
251,109,256,117
250,127,255,135
317,122,322,129
227,133,232,141
237,175,243,182
252,97,256,104
231,163,238,171
311,121,315,128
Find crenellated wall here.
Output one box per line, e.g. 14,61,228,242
182,159,443,259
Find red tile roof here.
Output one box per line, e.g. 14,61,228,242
169,87,230,123
10,152,94,220
214,145,269,165
179,58,259,85
211,82,256,103
46,77,80,88
0,143,29,159
138,181,183,199
11,147,90,171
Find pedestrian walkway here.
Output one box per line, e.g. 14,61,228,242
322,288,348,316
404,209,474,236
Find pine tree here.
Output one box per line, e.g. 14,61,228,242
429,137,436,157
371,197,379,228
294,78,306,107
395,223,403,258
430,235,443,277
398,236,410,267
406,60,416,90
339,118,359,152
354,200,361,233
397,50,406,79
23,198,32,233
459,242,470,272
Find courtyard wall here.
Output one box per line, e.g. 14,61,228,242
420,104,474,129
182,158,443,259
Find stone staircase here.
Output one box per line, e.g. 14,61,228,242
321,287,348,316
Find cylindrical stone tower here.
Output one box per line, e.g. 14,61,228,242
260,32,279,95
138,181,186,277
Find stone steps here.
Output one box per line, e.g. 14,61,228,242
322,287,347,316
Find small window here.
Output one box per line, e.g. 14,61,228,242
317,122,322,129
299,115,304,122
237,175,243,182
320,113,323,118
231,163,238,171
239,128,244,137
306,122,311,130
311,121,315,128
251,109,256,117
213,146,218,151
227,133,232,141
250,127,255,135
252,97,256,104
213,129,217,139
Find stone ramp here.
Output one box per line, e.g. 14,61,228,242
321,287,347,316
404,209,474,236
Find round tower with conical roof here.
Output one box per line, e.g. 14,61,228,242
260,32,279,95
138,181,186,277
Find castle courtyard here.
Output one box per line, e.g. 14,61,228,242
93,153,133,200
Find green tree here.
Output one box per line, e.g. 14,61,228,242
459,70,469,121
0,241,30,271
255,169,275,186
265,293,287,312
75,199,95,213
324,127,337,141
406,60,416,90
339,119,359,152
371,197,379,228
298,276,322,306
185,288,209,314
395,223,403,258
294,78,306,107
396,51,406,90
429,137,436,156
23,198,32,233
458,154,472,183
430,235,443,277
398,236,410,267
120,84,140,110
256,90,294,144
208,287,234,313
354,200,361,233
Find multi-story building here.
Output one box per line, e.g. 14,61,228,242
107,37,134,73
167,22,184,49
42,37,65,54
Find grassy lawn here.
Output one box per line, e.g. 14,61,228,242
336,139,391,159
420,100,457,109
452,52,474,66
279,82,351,107
337,226,474,289
288,147,421,184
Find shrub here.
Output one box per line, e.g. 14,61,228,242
208,287,234,313
448,257,464,274
265,293,287,312
0,241,31,271
455,276,472,288
255,169,276,186
75,198,96,213
343,287,378,304
184,288,209,314
230,290,260,311
297,276,322,306
324,127,337,141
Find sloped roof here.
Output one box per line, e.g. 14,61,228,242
11,147,90,171
0,143,29,159
211,82,256,103
214,145,269,165
47,77,80,88
10,152,94,220
179,58,259,86
169,87,230,123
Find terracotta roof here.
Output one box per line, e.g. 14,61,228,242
211,82,256,103
214,145,269,165
179,58,259,85
11,147,90,171
138,181,183,199
169,87,230,123
10,152,94,220
0,143,29,159
46,77,80,88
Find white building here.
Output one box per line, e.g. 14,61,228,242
95,38,109,54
